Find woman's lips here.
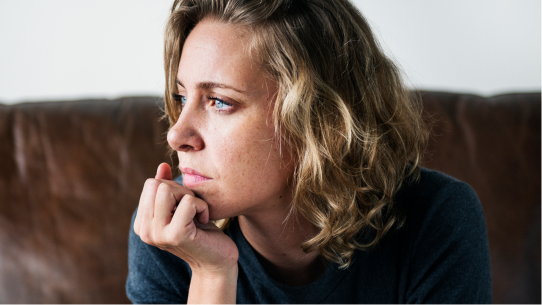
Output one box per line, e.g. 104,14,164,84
181,167,212,187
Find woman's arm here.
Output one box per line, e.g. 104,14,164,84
133,163,239,304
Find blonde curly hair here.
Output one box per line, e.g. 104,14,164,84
163,0,429,268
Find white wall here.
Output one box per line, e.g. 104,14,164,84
0,0,539,104
354,0,541,95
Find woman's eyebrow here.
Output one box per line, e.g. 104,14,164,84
176,78,246,94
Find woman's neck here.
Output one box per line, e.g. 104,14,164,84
238,206,326,286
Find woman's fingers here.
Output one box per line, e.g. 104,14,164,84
135,163,186,236
135,169,220,262
135,176,193,239
135,175,238,274
169,195,209,237
134,178,161,237
154,182,194,228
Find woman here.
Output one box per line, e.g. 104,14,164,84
126,0,492,303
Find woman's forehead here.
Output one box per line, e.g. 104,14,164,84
177,19,272,97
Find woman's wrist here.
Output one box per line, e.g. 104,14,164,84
188,263,238,304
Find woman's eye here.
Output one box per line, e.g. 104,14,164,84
209,96,232,110
172,94,187,107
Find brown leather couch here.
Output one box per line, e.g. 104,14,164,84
0,92,540,303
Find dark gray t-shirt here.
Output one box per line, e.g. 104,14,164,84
126,167,492,303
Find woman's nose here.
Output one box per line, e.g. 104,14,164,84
167,102,204,152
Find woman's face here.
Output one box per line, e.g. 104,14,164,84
167,18,294,221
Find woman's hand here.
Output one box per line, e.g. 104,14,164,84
133,163,239,303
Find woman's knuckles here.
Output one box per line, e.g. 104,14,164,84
143,178,161,190
144,178,180,197
146,223,193,247
139,226,153,244
156,182,173,195
165,228,188,246
179,193,194,205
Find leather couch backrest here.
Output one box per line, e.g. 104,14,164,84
0,97,171,303
419,92,541,304
0,92,539,303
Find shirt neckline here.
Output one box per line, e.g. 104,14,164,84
228,217,354,303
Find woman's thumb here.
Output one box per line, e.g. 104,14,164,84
155,163,173,180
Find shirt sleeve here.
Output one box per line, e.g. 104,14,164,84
126,209,191,304
405,181,492,303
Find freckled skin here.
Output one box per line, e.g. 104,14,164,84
163,19,324,288
167,18,295,221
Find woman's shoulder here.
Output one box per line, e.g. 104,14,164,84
386,167,492,302
396,167,482,218
393,167,487,243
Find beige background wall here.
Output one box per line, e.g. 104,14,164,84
0,0,540,104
